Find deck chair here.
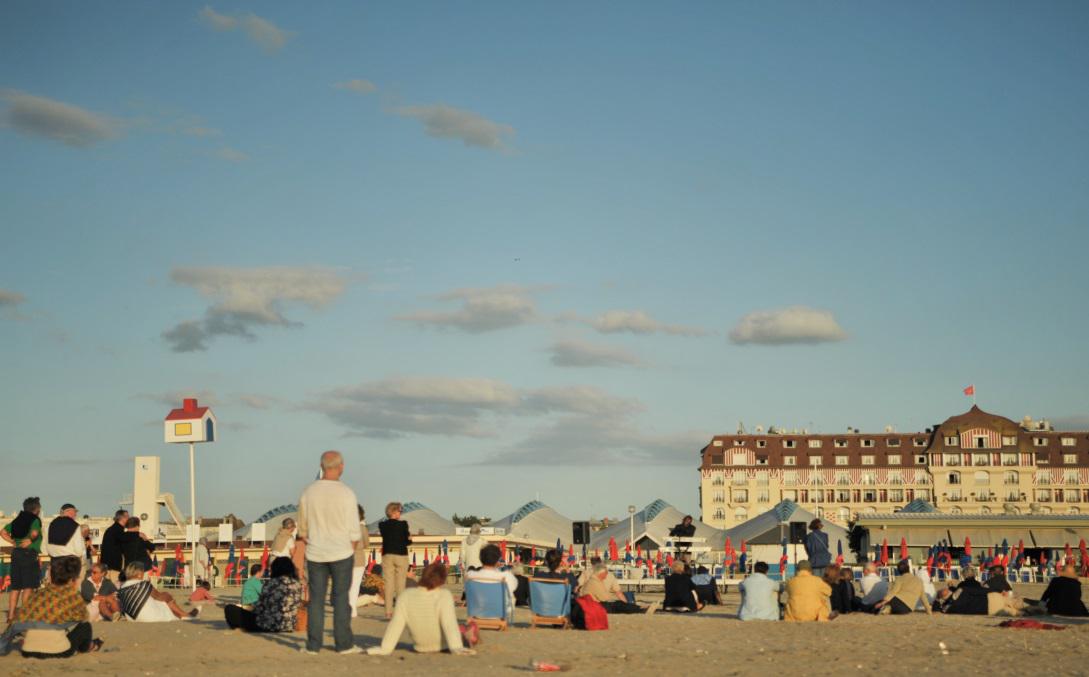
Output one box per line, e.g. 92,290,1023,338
465,579,512,631
528,578,571,629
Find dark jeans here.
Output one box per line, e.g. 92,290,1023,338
224,604,261,632
602,600,644,614
306,556,354,652
887,597,913,615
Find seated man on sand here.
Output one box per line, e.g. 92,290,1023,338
738,561,780,621
118,562,198,622
691,566,722,606
225,557,304,632
578,562,659,615
0,555,103,657
874,560,931,616
663,560,703,612
783,560,831,621
1039,563,1089,617
368,563,475,656
465,544,519,606
80,563,120,621
858,562,888,612
984,565,1013,594
240,564,264,608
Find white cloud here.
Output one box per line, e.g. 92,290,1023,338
0,289,25,307
729,306,848,346
565,309,708,337
1,91,117,147
396,285,539,333
214,146,249,162
548,338,642,368
134,390,220,408
162,266,350,351
395,104,513,150
310,376,520,438
521,386,643,418
334,79,377,94
199,7,291,53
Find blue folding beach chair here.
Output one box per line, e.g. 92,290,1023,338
465,579,512,631
528,578,571,629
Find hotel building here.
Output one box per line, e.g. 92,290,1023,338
698,406,1089,530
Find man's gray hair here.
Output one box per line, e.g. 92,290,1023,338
282,517,296,529
863,561,878,573
124,561,145,579
320,450,344,471
470,523,481,535
592,562,608,573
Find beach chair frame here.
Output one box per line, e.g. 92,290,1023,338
528,578,571,629
465,579,512,631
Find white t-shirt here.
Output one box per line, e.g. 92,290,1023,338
860,573,888,606
465,566,519,602
298,479,360,563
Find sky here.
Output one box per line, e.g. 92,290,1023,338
2,1,1088,525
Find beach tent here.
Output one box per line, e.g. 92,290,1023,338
491,501,573,545
722,500,853,564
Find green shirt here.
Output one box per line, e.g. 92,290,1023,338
3,516,43,553
241,576,264,605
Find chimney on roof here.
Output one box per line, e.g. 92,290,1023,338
183,398,198,411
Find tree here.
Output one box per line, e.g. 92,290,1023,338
451,513,490,527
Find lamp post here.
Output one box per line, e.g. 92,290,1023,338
628,505,636,555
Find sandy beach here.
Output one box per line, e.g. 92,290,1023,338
3,581,1088,676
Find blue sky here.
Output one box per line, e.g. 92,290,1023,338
2,1,1088,524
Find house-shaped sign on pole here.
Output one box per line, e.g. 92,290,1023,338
164,398,217,590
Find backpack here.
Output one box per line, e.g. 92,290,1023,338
571,595,609,631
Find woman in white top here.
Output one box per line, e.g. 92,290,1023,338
460,523,486,571
368,563,473,656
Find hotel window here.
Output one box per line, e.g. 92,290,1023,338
734,440,745,446
888,471,903,485
1004,471,1019,485
944,436,959,446
1036,453,1050,465
889,489,904,503
784,456,796,466
943,454,961,466
835,455,848,466
1005,490,1020,502
1064,454,1078,465
734,507,748,521
861,455,875,466
732,471,747,485
714,492,725,503
974,470,990,486
835,472,851,486
713,509,725,520
836,490,851,502
1001,453,1018,466
838,507,851,523
782,490,797,501
862,490,877,502
783,471,798,485
947,471,961,485
1033,437,1048,447
1070,507,1081,515
1064,489,1079,502
1002,436,1017,446
783,440,797,449
1061,437,1076,447
887,438,901,447
1034,470,1051,485
834,439,848,448
888,454,901,465
862,439,875,448
917,489,930,501
757,491,770,503
757,439,767,448
915,455,927,465
1064,471,1078,485
757,456,768,465
914,438,928,447
861,471,877,485
1034,489,1051,502
713,440,723,447
972,453,989,466
733,452,749,465
733,489,748,503
755,471,769,486
947,489,962,502
712,474,725,486
809,456,823,467
808,439,822,448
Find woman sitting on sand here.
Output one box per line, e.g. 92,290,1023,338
367,562,475,656
224,557,303,632
663,560,703,612
119,562,198,622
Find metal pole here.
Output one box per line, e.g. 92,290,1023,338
189,441,197,591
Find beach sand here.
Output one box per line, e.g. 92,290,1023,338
3,582,1088,675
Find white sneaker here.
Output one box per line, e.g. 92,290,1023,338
338,646,364,655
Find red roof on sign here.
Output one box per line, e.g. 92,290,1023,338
165,398,210,421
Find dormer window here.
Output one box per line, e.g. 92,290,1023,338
861,439,875,448
834,439,848,448
783,440,797,449
887,438,901,447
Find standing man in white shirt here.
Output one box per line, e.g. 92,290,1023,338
297,450,362,655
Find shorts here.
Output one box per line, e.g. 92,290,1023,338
10,547,42,590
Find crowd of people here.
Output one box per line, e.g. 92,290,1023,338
2,452,1088,660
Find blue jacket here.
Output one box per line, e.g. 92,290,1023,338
804,530,831,568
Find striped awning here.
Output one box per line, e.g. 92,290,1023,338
1029,527,1088,548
